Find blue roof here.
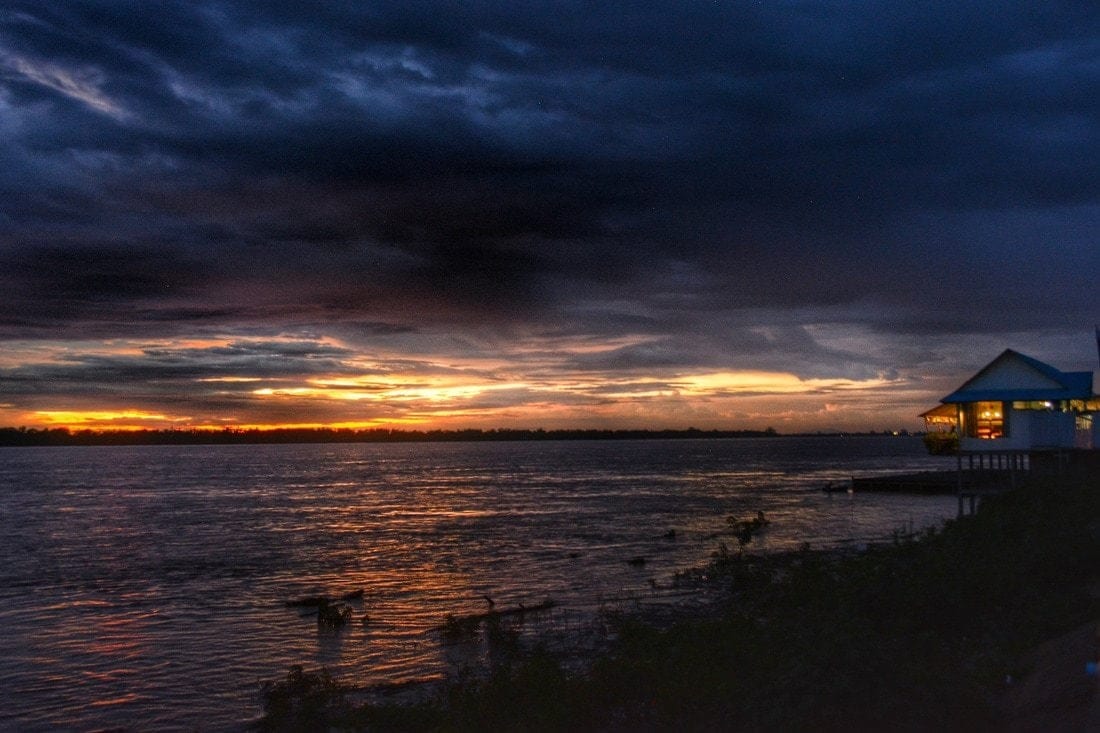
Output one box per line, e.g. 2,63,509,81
940,349,1095,404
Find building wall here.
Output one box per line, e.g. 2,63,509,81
1025,410,1076,448
959,406,1077,452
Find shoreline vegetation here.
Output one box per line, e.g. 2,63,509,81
0,425,930,447
257,467,1099,731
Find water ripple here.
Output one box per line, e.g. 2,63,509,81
0,437,956,730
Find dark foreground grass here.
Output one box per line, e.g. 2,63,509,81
257,470,1099,732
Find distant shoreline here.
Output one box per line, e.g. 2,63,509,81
0,426,918,447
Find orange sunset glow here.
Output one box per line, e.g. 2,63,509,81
0,332,924,433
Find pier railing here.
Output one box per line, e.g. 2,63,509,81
954,450,1031,516
955,448,1097,516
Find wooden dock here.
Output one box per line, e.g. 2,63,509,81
849,471,959,494
848,449,1095,517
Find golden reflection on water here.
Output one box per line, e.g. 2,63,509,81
88,691,144,708
0,437,957,730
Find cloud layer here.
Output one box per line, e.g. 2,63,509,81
1,2,1098,430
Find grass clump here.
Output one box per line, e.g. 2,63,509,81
257,665,351,732
257,664,444,732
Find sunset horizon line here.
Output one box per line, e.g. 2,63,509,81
0,424,926,446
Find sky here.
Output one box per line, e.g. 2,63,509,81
1,2,1098,433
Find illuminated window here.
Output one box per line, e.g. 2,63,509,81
1012,401,1057,411
966,401,1005,439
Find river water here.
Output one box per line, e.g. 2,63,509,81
0,436,956,730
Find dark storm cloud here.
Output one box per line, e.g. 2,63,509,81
1,244,198,300
0,339,354,396
1,1,1098,399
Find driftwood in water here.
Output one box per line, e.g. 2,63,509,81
434,600,557,640
285,590,363,630
728,511,771,548
480,599,555,620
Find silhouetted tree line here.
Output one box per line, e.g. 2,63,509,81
0,425,780,447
